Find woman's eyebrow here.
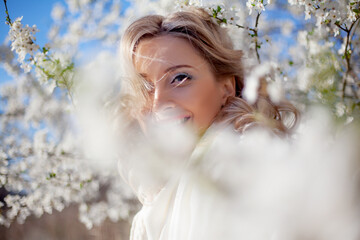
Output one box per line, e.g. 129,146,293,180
164,64,193,74
139,65,191,79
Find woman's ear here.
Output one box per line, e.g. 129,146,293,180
221,76,236,105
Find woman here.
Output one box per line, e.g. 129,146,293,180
117,7,298,240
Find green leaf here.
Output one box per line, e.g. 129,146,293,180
353,9,360,13
60,62,74,77
42,47,49,54
80,179,92,189
46,172,56,180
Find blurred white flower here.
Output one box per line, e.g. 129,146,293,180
243,64,271,104
297,67,313,91
267,81,282,103
51,3,66,21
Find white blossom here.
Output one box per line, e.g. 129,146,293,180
246,0,270,15
8,17,39,73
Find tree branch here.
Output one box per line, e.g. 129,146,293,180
341,17,360,100
213,13,260,63
254,12,261,64
3,0,11,25
335,22,348,32
213,16,256,32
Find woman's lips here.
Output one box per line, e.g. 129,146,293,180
153,108,192,125
155,115,192,124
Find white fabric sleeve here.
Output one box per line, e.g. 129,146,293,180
130,210,148,240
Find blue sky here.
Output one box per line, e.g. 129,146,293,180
1,0,66,84
0,0,133,84
0,0,66,45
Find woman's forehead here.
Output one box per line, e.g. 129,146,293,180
133,35,205,77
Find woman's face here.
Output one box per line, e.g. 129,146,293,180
134,35,234,133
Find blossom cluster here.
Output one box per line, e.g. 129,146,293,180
205,3,240,25
48,0,123,51
286,0,360,118
6,16,75,98
33,50,74,94
0,74,137,228
288,0,360,36
176,0,269,17
8,17,39,72
0,0,140,229
246,0,271,15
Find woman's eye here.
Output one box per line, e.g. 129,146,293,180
170,73,192,85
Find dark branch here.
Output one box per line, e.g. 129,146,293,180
254,12,262,64
341,17,360,100
335,22,348,32
3,0,11,25
213,16,256,32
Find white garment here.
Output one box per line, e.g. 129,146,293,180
125,123,360,240
130,169,231,240
129,129,234,240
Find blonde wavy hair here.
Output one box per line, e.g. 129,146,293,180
118,7,298,135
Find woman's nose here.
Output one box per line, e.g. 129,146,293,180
152,86,175,114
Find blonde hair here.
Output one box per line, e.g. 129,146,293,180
119,7,298,134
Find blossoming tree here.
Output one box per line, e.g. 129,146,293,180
0,0,359,236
